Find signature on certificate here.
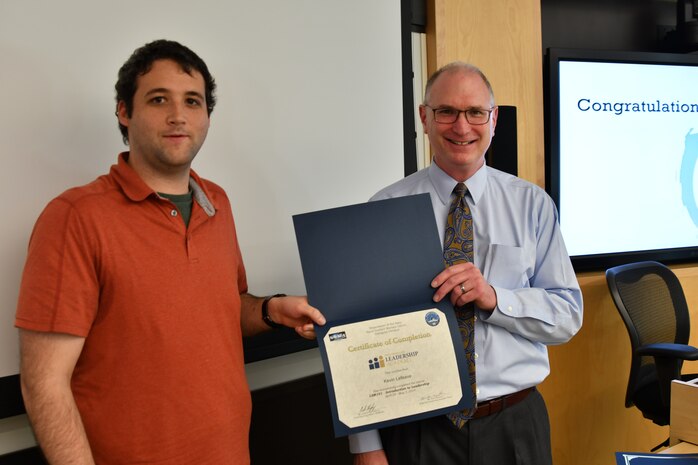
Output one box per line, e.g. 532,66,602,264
420,391,447,403
359,403,377,414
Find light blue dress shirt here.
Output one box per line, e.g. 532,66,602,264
349,161,583,454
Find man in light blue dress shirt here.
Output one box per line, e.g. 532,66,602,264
350,63,583,465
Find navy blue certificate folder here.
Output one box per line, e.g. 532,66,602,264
293,193,472,437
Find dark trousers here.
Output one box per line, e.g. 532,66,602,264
380,388,552,465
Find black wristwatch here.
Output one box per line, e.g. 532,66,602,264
261,294,286,329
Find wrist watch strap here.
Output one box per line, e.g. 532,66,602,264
262,293,287,329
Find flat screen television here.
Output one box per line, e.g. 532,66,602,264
545,48,698,272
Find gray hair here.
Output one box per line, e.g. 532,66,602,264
423,62,495,106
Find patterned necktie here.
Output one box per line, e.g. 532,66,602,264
443,182,477,428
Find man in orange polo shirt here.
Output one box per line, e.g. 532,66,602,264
15,39,325,465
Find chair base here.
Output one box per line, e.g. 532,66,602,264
651,437,670,452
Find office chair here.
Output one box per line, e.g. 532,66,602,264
606,261,698,430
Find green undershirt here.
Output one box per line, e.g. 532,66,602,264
159,191,193,227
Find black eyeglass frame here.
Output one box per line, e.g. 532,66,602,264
423,105,497,125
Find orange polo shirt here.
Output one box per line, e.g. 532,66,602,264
16,153,252,464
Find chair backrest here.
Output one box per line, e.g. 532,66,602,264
605,261,691,409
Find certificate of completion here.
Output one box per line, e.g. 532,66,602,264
293,194,472,436
323,308,462,429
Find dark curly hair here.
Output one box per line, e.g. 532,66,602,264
115,39,217,144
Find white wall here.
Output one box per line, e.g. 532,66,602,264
0,0,405,454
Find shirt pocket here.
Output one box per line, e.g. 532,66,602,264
482,243,529,289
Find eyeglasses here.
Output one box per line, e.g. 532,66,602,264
425,105,495,125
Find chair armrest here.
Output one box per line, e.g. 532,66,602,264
636,343,698,361
635,343,698,408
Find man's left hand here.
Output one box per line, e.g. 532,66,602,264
431,262,497,311
268,295,326,339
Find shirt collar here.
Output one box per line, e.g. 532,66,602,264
189,176,216,217
111,152,216,217
427,161,488,206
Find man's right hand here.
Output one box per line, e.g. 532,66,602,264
354,449,389,465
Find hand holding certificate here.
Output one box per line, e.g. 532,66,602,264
293,194,472,437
